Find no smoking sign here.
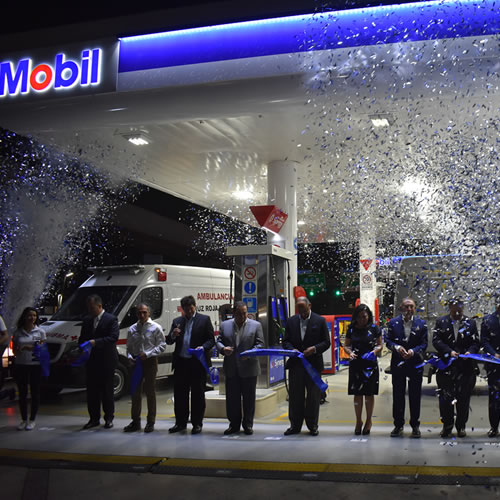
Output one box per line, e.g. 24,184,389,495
244,266,257,280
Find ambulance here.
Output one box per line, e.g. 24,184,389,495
42,264,231,398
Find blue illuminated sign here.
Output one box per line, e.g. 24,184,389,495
119,0,500,73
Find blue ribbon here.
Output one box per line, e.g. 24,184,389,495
240,348,328,393
188,348,219,385
130,356,143,395
361,351,377,362
71,341,93,367
32,343,50,377
415,352,500,370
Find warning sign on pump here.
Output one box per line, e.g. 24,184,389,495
244,281,256,295
243,297,257,313
244,266,257,280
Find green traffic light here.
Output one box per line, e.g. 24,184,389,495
309,290,315,297
335,290,341,296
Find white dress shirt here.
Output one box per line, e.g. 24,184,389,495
127,318,166,359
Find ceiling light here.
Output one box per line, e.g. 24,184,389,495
232,190,253,200
128,136,149,146
369,114,395,127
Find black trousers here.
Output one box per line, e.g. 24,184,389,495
15,364,42,421
436,368,476,430
173,357,206,427
85,358,116,422
487,368,500,430
288,363,321,431
226,375,257,430
391,365,423,428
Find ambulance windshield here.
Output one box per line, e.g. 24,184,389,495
52,286,137,321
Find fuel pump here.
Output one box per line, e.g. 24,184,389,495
226,244,293,389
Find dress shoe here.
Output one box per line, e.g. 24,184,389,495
168,424,186,433
411,427,421,439
82,420,100,430
390,426,404,437
440,426,453,438
457,428,467,438
487,428,499,438
309,428,319,436
224,426,239,435
284,427,301,436
104,421,114,429
192,425,203,434
124,421,141,432
362,422,372,435
144,423,155,433
243,427,254,435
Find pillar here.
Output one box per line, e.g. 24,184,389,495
267,160,298,311
359,230,377,314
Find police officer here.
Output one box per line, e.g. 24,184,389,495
433,299,479,438
385,298,428,438
480,297,500,438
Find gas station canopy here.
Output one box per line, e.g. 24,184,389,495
1,0,499,243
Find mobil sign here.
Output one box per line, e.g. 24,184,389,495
0,41,118,100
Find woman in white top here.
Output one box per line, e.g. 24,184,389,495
12,307,46,430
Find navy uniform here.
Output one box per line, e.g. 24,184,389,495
480,310,500,437
385,315,428,436
433,313,479,436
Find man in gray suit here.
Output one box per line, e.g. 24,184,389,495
217,301,264,435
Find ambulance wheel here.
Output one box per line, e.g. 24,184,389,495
113,362,128,400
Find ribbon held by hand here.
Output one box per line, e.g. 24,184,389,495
130,356,143,395
188,348,219,385
71,341,93,367
240,348,328,393
33,342,50,377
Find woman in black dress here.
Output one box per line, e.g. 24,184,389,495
344,304,383,435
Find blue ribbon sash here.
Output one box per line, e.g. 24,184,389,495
32,343,50,377
240,348,328,392
188,348,219,385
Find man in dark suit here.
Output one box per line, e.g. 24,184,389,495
480,297,500,438
216,301,264,435
166,295,215,434
283,296,330,436
433,298,479,438
78,294,119,430
385,297,428,438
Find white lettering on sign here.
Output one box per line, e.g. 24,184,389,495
0,49,102,98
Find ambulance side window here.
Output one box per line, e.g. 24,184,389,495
138,287,163,320
120,287,163,329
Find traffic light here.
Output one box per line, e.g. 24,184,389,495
335,289,341,297
308,289,315,297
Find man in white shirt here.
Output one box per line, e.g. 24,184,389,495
124,304,166,433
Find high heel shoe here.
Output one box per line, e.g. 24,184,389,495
355,422,363,435
362,422,372,435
